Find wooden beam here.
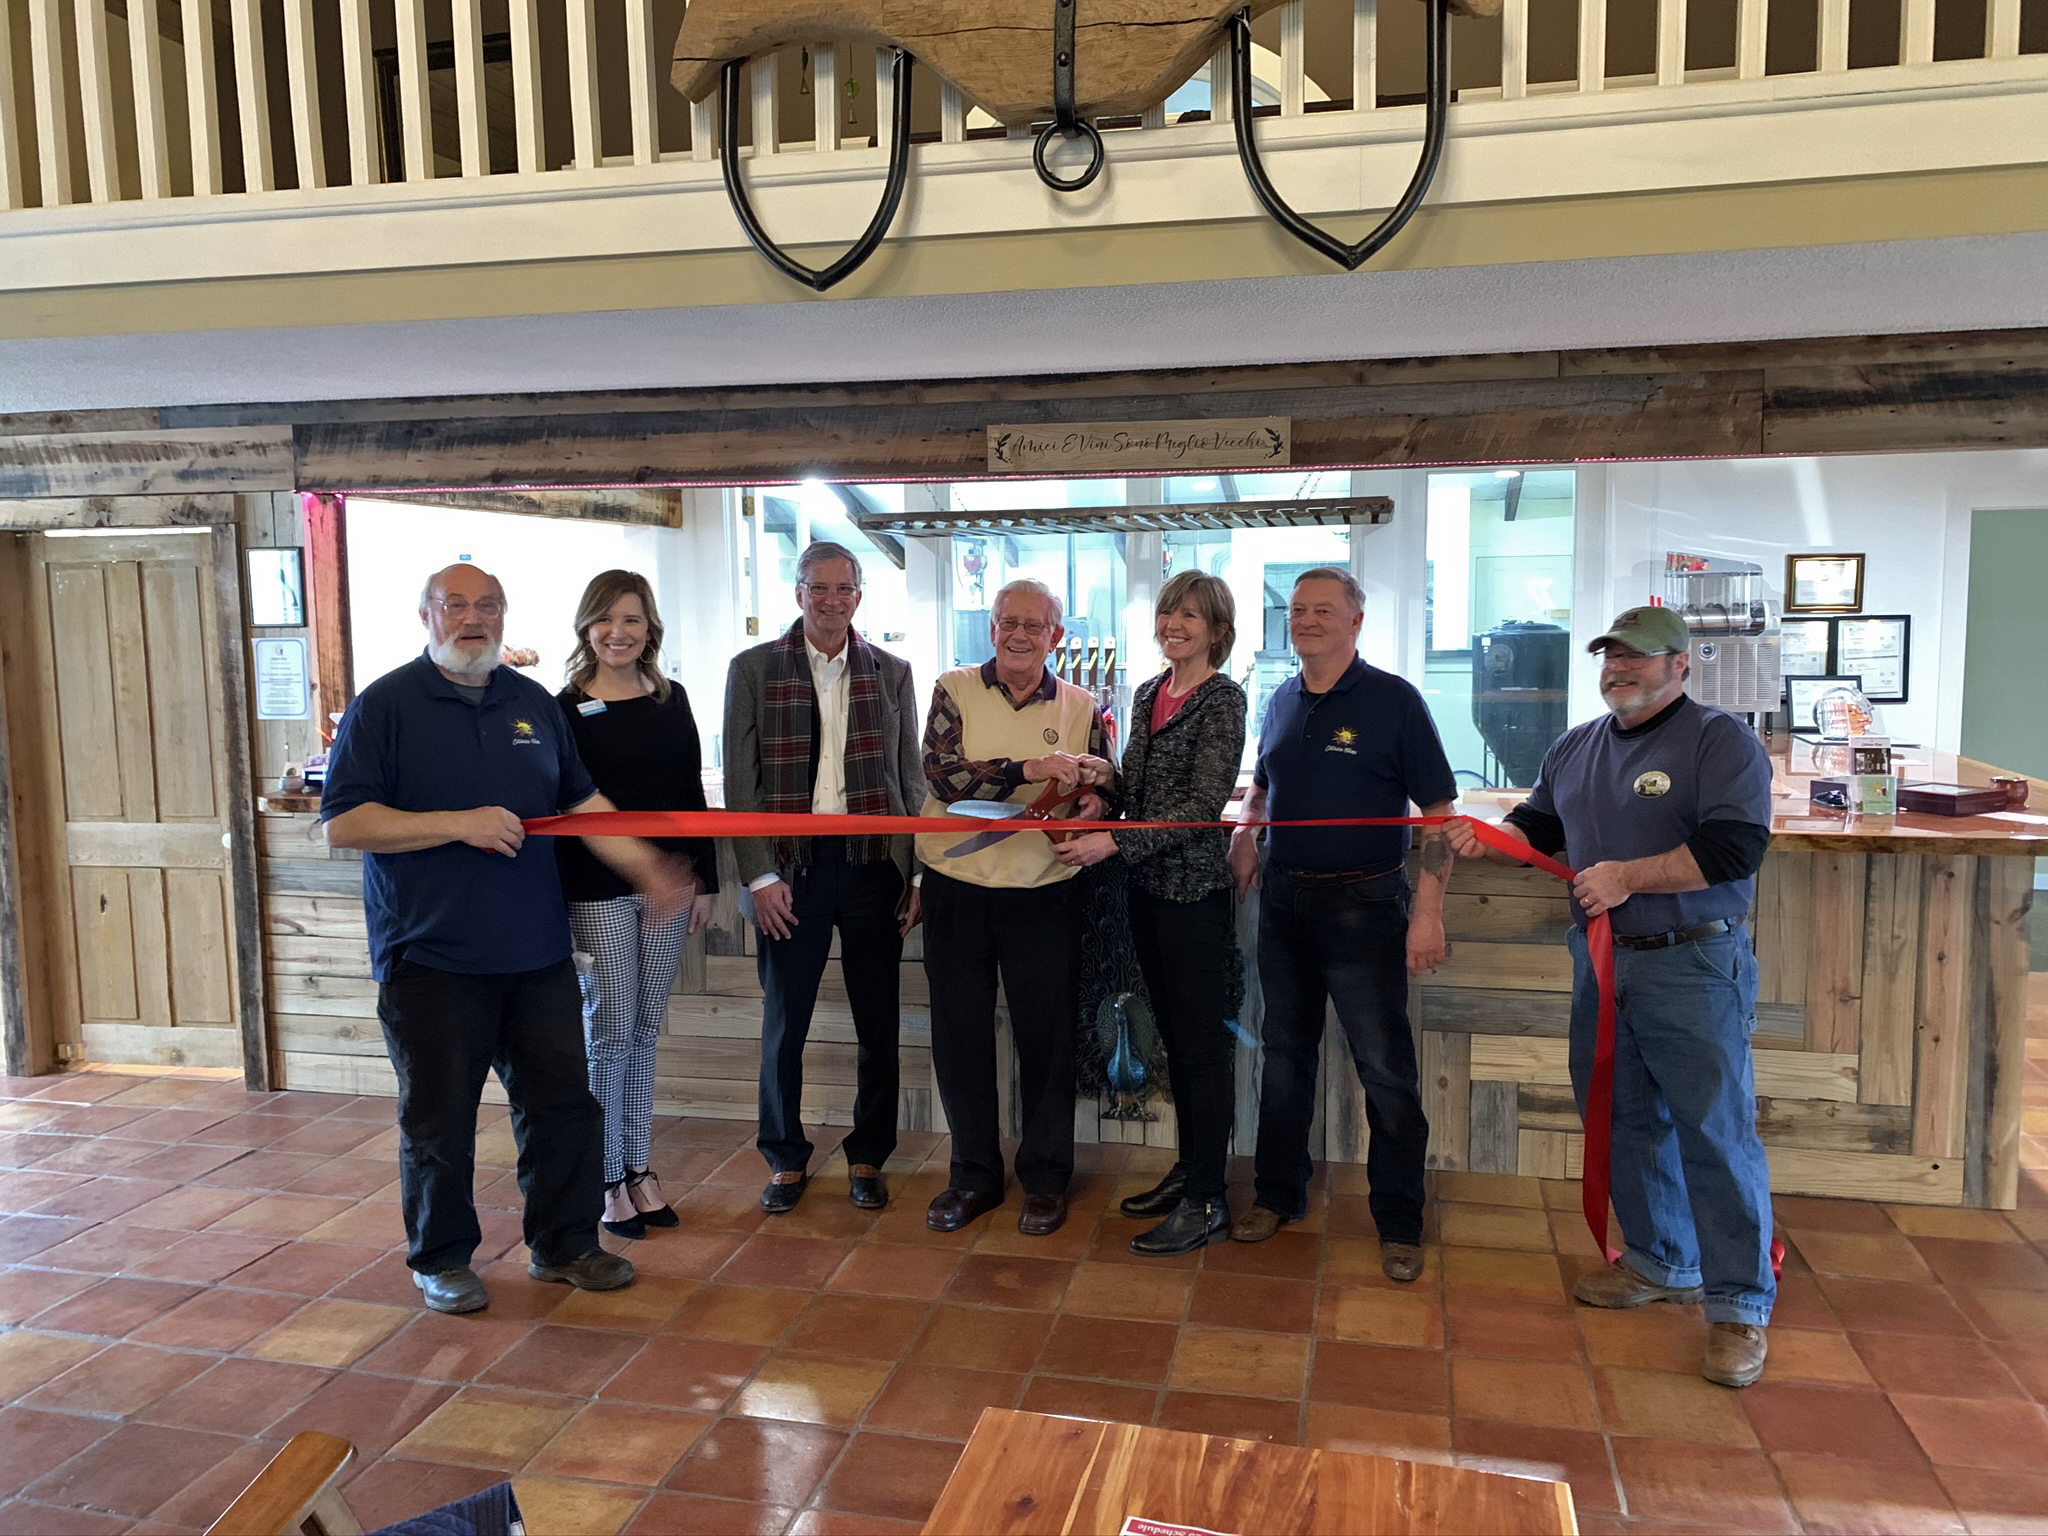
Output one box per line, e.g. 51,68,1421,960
1764,360,2048,455
212,525,270,1089
302,494,354,738
386,487,683,527
0,494,238,531
0,430,294,498
0,534,70,1074
295,373,1764,490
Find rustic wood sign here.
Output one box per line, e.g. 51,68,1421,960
672,0,1500,123
986,417,1290,473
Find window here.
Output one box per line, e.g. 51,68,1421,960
1423,469,1576,788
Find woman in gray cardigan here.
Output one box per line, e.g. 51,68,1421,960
1055,571,1247,1255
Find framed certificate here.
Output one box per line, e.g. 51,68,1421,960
1788,674,1858,736
1832,613,1910,703
1779,617,1834,680
1785,553,1864,613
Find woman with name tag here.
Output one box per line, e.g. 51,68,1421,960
557,571,717,1238
1054,571,1248,1255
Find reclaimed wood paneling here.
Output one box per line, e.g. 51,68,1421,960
1969,856,2034,1208
1467,1081,1518,1175
1859,854,1922,1107
1805,852,1866,1052
1914,855,1973,1160
1755,851,1811,1006
0,429,294,498
1764,360,2048,455
1420,1031,1470,1172
1755,1096,1912,1154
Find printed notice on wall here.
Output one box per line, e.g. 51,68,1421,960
1119,1518,1239,1536
254,637,310,720
987,419,1290,473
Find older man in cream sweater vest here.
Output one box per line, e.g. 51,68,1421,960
916,579,1120,1239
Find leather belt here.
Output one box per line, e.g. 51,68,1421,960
1610,917,1733,951
1278,860,1405,888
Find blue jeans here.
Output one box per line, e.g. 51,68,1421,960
1253,866,1425,1242
1567,921,1775,1327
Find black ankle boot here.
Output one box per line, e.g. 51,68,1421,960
1120,1166,1189,1219
1131,1196,1230,1256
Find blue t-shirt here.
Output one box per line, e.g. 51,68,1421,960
1521,696,1773,937
1253,658,1459,872
320,653,597,980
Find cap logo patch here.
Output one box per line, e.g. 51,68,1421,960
1634,770,1671,798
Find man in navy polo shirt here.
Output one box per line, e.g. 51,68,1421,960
1445,606,1776,1388
323,563,691,1316
1228,568,1459,1282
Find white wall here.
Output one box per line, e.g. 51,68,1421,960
1582,450,2048,751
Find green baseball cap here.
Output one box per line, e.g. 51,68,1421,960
1587,605,1691,656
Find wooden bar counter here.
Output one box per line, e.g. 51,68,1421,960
254,741,2041,1211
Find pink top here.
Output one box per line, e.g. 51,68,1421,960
1150,678,1196,735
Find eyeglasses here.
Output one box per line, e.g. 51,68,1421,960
801,583,860,600
429,596,505,618
1601,647,1674,665
994,617,1052,637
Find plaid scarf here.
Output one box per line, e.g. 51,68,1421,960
762,619,892,869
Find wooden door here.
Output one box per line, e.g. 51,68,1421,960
32,530,245,1068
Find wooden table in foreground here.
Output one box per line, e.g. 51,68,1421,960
921,1410,1577,1536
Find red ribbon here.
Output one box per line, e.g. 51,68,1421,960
527,805,1635,1261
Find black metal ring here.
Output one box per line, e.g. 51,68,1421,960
1229,0,1450,270
1032,117,1105,192
718,48,916,292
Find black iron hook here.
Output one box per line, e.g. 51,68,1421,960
1034,0,1105,191
718,48,917,292
1229,0,1450,270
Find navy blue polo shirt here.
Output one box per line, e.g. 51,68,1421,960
320,653,597,981
1254,658,1458,873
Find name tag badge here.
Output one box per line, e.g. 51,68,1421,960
577,699,607,717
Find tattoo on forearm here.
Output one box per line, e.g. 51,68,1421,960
1420,835,1450,878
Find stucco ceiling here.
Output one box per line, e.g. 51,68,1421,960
4,230,2047,415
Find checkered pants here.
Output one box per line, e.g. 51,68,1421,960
569,896,689,1185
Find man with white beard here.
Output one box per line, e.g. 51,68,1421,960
323,563,691,1316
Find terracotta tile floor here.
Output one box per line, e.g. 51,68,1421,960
1,978,2046,1535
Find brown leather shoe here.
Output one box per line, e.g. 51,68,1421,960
1572,1260,1705,1309
1018,1193,1068,1237
927,1187,1003,1233
1380,1242,1425,1283
1230,1206,1293,1244
1702,1322,1769,1388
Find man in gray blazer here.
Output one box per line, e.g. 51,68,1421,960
723,541,924,1214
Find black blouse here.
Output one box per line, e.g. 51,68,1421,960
554,684,720,903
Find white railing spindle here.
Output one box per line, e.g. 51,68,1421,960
1352,0,1377,110
1280,0,1306,116
0,0,23,208
940,82,966,143
1818,0,1849,72
1736,0,1767,80
691,97,716,161
874,49,894,152
814,43,841,151
282,0,326,188
180,0,222,193
394,0,435,179
1209,45,1233,124
1899,0,1935,65
1501,0,1529,101
74,0,121,200
128,0,173,197
230,0,274,190
29,0,74,206
566,0,602,168
1987,0,2021,59
626,0,659,163
339,0,378,184
752,52,780,156
508,0,544,172
1657,0,1687,85
450,0,488,176
1576,0,1606,92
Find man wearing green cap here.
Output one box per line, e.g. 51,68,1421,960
1445,605,1777,1388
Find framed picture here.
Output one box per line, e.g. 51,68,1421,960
246,547,305,627
1832,613,1910,703
1779,617,1834,679
1785,553,1865,613
1787,674,1859,736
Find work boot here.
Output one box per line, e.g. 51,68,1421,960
529,1248,636,1291
1380,1242,1425,1283
413,1266,487,1314
1571,1260,1705,1309
1230,1206,1294,1244
1702,1322,1769,1388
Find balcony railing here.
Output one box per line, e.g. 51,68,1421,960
0,0,2041,216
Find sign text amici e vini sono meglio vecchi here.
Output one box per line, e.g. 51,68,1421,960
986,419,1291,473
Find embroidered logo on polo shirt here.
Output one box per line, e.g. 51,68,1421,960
1327,726,1359,755
1634,770,1671,798
511,718,541,746
1042,728,1059,744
